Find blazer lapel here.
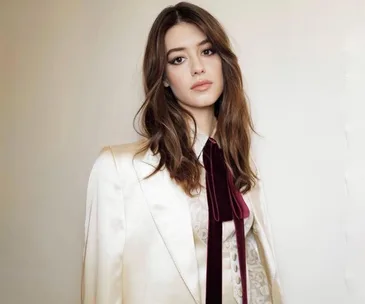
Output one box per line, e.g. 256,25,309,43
133,148,200,304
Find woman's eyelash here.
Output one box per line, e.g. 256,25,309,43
168,48,216,65
168,56,185,65
202,48,216,55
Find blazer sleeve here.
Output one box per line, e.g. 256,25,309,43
251,159,276,252
81,146,126,304
250,157,284,303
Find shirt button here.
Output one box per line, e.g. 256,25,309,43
232,253,237,261
235,276,241,284
234,264,238,272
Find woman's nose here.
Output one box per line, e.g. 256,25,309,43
190,57,205,76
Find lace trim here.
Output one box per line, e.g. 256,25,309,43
188,190,272,304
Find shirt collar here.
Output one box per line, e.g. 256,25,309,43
189,119,218,159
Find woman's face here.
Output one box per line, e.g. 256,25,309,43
164,22,224,115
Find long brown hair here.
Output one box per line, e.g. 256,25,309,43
134,2,258,196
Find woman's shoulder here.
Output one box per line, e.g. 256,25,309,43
90,138,149,182
108,138,148,159
95,138,148,168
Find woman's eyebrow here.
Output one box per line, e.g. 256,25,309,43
166,38,210,57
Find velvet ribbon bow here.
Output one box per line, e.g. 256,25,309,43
203,137,249,304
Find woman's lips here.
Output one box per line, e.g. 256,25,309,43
192,83,212,91
191,80,213,91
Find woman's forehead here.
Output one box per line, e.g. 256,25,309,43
165,22,208,51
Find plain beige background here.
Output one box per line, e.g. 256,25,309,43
1,0,364,303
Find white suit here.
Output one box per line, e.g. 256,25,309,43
81,135,283,304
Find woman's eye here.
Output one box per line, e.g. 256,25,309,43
202,48,215,56
170,57,185,65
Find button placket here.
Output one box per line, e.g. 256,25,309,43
230,239,244,302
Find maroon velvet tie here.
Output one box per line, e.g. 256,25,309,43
203,137,249,304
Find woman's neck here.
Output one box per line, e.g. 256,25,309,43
189,106,217,137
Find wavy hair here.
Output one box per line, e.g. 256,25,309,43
134,2,258,196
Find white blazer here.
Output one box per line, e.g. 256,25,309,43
81,140,283,304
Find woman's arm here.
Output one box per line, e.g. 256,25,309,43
81,147,126,303
250,157,284,303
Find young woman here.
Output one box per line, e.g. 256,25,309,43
81,2,283,304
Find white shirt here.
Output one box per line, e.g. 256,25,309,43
188,129,272,304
